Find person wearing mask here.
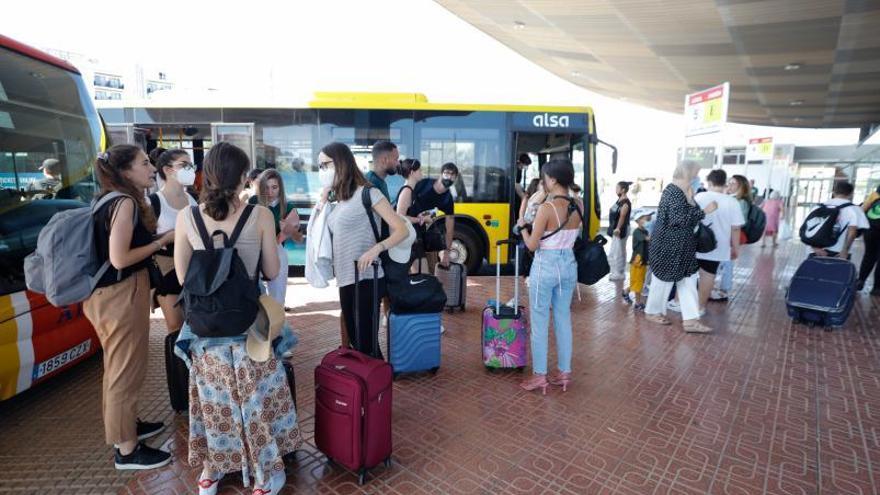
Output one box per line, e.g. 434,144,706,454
150,149,198,336
519,159,582,394
86,145,175,470
694,169,744,314
858,185,880,295
366,141,399,202
173,142,301,495
514,153,532,202
711,174,752,302
411,162,459,272
761,190,784,248
320,142,409,356
607,181,633,281
239,168,264,203
804,181,868,260
250,169,302,310
644,160,717,333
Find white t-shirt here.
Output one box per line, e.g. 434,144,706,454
695,191,745,262
804,198,869,254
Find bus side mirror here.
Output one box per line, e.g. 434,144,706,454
597,138,618,174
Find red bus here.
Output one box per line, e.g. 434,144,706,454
0,34,105,400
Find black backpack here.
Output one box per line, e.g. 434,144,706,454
742,203,766,244
799,202,852,248
182,205,261,338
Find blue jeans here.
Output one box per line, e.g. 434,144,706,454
527,249,577,375
718,260,733,292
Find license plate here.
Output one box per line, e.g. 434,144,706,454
32,340,92,380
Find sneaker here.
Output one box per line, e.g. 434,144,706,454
634,303,646,312
667,300,681,312
709,289,728,302
621,291,633,305
856,280,864,291
440,325,446,334
136,419,164,441
114,443,172,470
699,308,706,318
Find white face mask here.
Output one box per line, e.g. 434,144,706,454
319,168,335,188
176,168,196,186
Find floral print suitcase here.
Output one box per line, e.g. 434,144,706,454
481,241,529,370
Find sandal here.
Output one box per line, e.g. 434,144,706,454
645,314,671,326
683,320,712,334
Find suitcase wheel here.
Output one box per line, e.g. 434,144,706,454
824,326,833,332
447,307,454,314
358,469,367,486
393,372,400,381
485,366,496,373
430,367,439,375
384,457,392,468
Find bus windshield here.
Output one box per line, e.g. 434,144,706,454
0,46,102,295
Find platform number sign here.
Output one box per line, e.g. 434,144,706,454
684,83,729,137
746,137,774,162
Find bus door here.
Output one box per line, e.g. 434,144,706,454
511,131,588,212
211,123,255,164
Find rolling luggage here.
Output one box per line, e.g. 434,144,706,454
387,312,441,378
786,256,856,329
314,261,392,485
481,241,529,371
435,262,466,312
164,331,189,413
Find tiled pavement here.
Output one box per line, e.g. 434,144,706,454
1,241,878,494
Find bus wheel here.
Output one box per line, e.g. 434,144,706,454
449,225,483,274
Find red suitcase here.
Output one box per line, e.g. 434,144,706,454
314,262,392,485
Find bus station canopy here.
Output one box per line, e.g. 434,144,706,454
436,0,880,129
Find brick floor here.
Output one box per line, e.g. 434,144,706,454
0,241,878,494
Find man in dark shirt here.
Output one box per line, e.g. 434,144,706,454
411,162,458,269
365,141,399,201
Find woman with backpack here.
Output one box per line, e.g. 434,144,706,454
173,142,302,495
150,149,198,335
858,185,880,295
518,159,582,394
86,144,175,470
320,142,409,357
250,169,302,309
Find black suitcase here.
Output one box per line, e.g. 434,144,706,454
786,256,857,329
164,331,189,413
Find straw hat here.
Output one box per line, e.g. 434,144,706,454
246,294,285,362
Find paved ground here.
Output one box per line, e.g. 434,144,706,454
1,240,878,494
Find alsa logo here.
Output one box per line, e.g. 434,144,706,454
532,113,570,128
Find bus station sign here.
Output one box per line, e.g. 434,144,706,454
684,83,729,137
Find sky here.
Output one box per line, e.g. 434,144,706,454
2,0,861,182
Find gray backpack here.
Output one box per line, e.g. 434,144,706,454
25,192,136,307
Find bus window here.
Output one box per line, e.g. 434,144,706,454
0,47,101,295
317,109,414,202
414,111,506,204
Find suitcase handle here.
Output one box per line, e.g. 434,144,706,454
352,260,381,358
494,239,520,316
335,348,372,364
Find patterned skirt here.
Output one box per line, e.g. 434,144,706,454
188,342,302,487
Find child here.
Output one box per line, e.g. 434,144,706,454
622,208,653,310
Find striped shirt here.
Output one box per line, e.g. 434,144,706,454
327,186,385,287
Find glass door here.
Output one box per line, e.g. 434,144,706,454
211,123,255,164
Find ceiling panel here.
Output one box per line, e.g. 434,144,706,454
436,0,880,127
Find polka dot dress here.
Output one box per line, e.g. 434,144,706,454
649,184,705,283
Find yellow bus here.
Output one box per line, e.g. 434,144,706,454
99,92,615,273
0,35,105,400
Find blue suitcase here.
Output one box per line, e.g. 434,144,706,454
387,312,441,378
786,256,856,329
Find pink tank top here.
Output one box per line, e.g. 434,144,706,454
539,203,579,250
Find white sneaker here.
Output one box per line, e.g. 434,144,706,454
440,325,446,335
709,289,729,302
667,300,681,312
